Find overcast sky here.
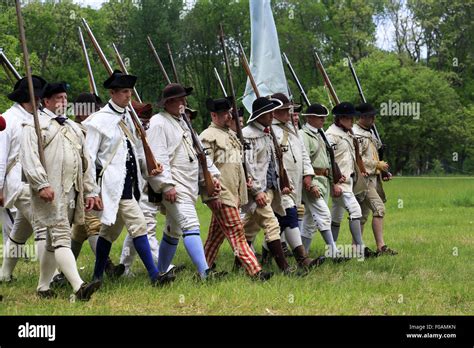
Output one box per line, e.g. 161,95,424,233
73,0,395,51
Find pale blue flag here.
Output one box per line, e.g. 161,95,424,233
242,0,288,113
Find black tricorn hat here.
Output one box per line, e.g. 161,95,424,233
7,75,47,103
301,103,329,117
206,96,233,113
103,69,137,89
74,92,103,107
247,96,283,124
271,92,302,112
158,83,193,107
73,92,102,116
355,102,377,117
332,102,360,117
42,82,68,99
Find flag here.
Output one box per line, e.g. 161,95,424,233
242,0,288,113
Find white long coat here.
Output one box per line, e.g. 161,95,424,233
272,119,314,209
146,110,219,203
20,112,97,227
83,100,146,226
0,103,36,208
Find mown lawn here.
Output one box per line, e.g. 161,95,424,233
1,177,473,315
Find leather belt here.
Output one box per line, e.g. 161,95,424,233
313,168,329,177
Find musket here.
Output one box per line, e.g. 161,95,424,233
146,36,171,84
213,67,227,97
81,18,161,176
238,41,291,191
14,0,45,166
218,24,250,180
166,43,180,84
282,52,343,184
78,27,98,96
112,43,142,103
313,50,367,175
0,48,22,81
347,56,391,178
165,43,216,197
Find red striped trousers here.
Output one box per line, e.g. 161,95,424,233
204,204,262,276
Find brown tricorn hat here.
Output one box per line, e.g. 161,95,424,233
157,83,193,107
271,92,302,112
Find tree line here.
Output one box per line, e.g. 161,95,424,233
0,0,472,175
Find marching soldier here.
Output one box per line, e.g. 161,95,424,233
50,92,123,288
20,81,101,300
354,103,397,256
83,70,169,286
119,101,183,277
263,93,325,269
326,102,376,258
147,83,225,280
242,96,301,276
0,76,48,283
298,104,342,259
200,97,273,281
119,101,159,276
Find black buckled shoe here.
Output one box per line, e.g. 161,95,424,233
283,265,308,277
170,264,186,275
105,261,125,279
252,270,274,282
37,289,57,299
50,273,67,289
152,269,176,287
202,269,228,281
309,256,326,268
377,245,398,256
75,279,102,301
363,247,378,258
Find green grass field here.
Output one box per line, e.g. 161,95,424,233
1,177,473,315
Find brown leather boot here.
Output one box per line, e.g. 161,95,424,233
293,245,326,269
267,240,290,271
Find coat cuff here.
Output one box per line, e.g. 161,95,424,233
37,182,51,192
162,184,175,193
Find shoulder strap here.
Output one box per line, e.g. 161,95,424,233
118,119,135,144
98,137,122,179
98,122,128,178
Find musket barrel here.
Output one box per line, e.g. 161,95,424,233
167,43,180,84
78,27,98,96
14,0,45,166
112,42,142,103
219,24,249,179
146,36,172,84
0,49,22,80
313,50,340,105
213,67,228,97
81,18,113,75
282,52,311,107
